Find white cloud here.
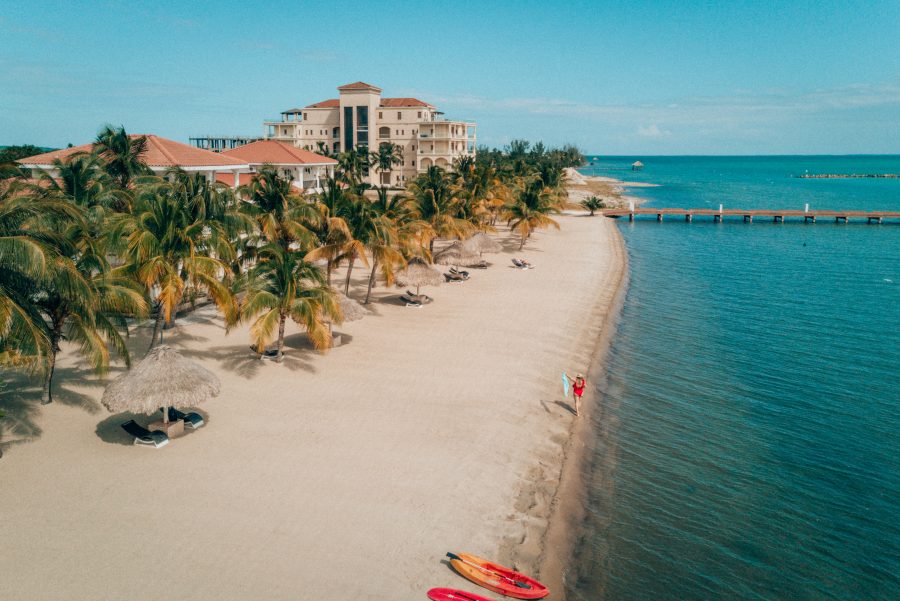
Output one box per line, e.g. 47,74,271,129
637,124,670,138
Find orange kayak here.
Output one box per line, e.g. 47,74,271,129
446,552,549,599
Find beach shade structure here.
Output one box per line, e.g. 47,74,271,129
336,292,367,322
433,241,479,267
631,161,644,171
462,232,502,258
394,258,443,296
101,346,220,434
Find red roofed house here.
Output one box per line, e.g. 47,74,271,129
214,140,337,192
17,134,251,186
263,82,476,187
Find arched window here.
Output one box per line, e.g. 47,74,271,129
379,126,390,139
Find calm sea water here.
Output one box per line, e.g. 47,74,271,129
571,156,900,601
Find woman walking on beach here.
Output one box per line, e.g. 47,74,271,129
565,373,587,416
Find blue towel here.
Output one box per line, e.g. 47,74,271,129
562,372,570,397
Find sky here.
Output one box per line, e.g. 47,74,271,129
2,0,899,154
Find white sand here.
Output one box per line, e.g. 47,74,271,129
0,214,625,600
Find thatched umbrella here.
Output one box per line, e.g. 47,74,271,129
462,232,502,258
433,241,479,267
395,258,443,295
101,346,220,425
336,292,367,322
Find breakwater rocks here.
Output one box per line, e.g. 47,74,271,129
795,173,899,179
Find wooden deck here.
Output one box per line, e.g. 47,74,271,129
602,208,900,224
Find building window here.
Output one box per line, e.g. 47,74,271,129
418,111,422,118
397,111,401,120
412,160,415,166
332,127,339,138
344,106,354,151
412,145,416,150
379,126,390,139
379,111,383,119
303,113,308,120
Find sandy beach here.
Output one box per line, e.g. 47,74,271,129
564,167,655,210
1,210,626,600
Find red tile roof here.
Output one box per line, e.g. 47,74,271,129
380,97,433,108
17,135,247,168
305,99,340,109
337,81,381,91
222,140,337,165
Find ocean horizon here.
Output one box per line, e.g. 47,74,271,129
572,155,900,600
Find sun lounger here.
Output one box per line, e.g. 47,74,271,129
400,294,423,307
405,291,432,304
164,407,204,429
512,258,534,269
121,419,169,448
444,271,467,282
449,267,470,278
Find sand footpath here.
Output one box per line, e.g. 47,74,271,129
1,212,625,600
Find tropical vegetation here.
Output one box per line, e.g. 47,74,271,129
0,125,583,404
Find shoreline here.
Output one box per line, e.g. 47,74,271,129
530,223,629,600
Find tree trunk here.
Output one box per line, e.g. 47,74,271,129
364,258,379,304
519,235,526,250
275,312,287,363
147,306,164,353
344,254,356,296
40,321,63,405
326,261,332,286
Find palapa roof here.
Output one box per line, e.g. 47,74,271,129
433,241,478,266
462,232,502,255
101,346,220,415
17,135,247,169
222,140,337,166
395,258,442,288
631,161,644,167
336,292,368,322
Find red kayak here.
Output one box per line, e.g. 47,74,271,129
446,552,549,599
427,588,495,601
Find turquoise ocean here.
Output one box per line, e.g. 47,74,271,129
571,156,900,600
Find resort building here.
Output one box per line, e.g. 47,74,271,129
17,134,250,185
263,82,476,186
215,140,337,192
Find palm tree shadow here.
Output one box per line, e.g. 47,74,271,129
0,378,43,454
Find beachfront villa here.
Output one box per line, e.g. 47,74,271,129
264,81,477,186
216,139,337,192
17,135,336,192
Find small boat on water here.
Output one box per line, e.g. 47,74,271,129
427,588,495,601
446,552,549,599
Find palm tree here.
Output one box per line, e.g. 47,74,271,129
406,166,471,252
370,142,403,186
117,183,235,351
504,177,561,249
335,148,371,188
233,243,341,361
93,125,152,189
307,177,352,286
580,196,605,216
0,183,79,368
240,166,319,253
333,195,376,296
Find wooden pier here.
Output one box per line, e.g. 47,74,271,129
603,208,900,224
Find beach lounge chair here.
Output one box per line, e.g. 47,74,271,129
444,271,467,282
512,258,534,269
121,420,169,448
449,267,470,278
400,294,423,307
405,291,433,304
163,407,204,429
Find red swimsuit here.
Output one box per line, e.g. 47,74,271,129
573,380,585,397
